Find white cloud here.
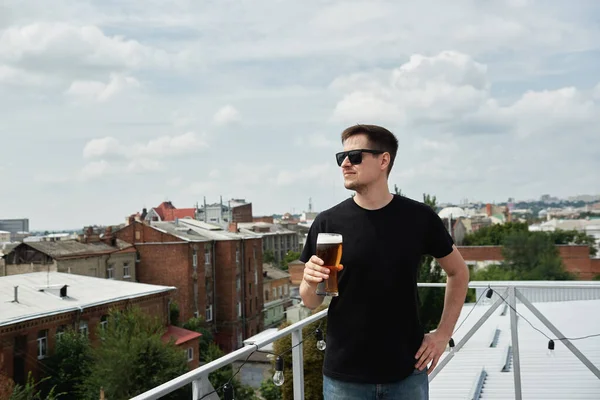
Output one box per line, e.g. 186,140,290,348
83,131,208,160
65,73,139,102
0,64,46,86
213,105,241,126
330,50,600,139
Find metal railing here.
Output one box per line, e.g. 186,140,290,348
131,281,600,400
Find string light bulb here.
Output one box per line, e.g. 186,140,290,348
273,356,285,386
223,383,234,400
547,339,555,357
448,337,455,353
483,288,493,305
315,328,326,351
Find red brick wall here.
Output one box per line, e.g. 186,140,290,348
253,216,274,223
0,292,171,385
114,222,208,322
457,245,595,279
288,262,304,286
232,203,253,223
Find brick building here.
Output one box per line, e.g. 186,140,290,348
0,272,201,386
114,218,264,353
458,245,600,279
1,229,136,281
262,265,292,328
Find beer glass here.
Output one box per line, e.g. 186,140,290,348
315,233,343,296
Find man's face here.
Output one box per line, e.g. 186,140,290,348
338,134,384,191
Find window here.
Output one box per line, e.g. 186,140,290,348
37,330,48,360
272,288,276,298
100,315,108,331
278,286,282,297
284,285,288,295
106,264,114,279
56,325,66,340
206,305,213,322
192,250,198,267
205,248,211,265
237,331,243,348
253,246,256,260
236,276,241,291
79,321,88,337
265,290,269,301
254,268,258,285
135,231,141,240
123,262,130,278
237,301,241,317
249,282,252,295
236,247,240,264
186,347,193,362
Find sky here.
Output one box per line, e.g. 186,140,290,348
1,0,600,230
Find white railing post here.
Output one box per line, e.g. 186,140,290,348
291,327,305,400
191,379,201,400
509,286,523,400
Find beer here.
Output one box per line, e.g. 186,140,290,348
316,233,343,296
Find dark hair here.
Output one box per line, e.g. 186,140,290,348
341,124,398,175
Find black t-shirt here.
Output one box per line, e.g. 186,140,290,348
299,194,454,384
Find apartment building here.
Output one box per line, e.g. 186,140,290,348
114,218,264,353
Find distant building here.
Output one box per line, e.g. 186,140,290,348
196,198,253,226
0,219,29,241
0,231,10,243
1,227,136,281
143,201,197,223
262,265,292,328
0,272,182,386
238,222,300,266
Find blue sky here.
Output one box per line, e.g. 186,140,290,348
1,0,599,230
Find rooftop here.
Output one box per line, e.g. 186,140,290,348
8,239,134,259
161,325,202,346
0,272,175,327
263,264,291,280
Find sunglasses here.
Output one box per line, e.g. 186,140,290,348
335,149,384,166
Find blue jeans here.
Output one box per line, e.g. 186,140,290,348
323,368,429,400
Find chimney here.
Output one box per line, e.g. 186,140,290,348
228,222,238,233
13,286,18,303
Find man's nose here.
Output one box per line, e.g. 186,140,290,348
341,156,351,167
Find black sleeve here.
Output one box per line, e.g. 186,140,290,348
423,207,454,258
299,216,321,263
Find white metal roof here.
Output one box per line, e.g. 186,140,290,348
0,272,175,327
430,298,600,399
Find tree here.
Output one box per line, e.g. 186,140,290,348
79,307,190,400
282,251,301,269
393,184,403,196
417,193,447,332
264,250,276,265
40,329,92,399
203,343,257,400
501,231,576,280
462,222,529,246
548,229,597,256
182,317,214,362
9,373,61,400
272,304,328,400
259,379,282,400
169,301,180,327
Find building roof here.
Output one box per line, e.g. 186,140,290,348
9,239,134,260
152,201,196,221
161,325,202,346
263,264,291,281
237,222,296,236
178,219,258,240
430,298,600,399
151,222,212,242
0,272,175,327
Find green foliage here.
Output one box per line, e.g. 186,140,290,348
471,231,576,281
10,373,62,400
259,378,282,400
79,307,190,400
182,317,214,362
417,193,447,332
264,250,276,265
40,329,92,399
203,343,257,400
462,222,529,246
593,274,600,281
169,301,180,327
282,251,301,269
273,305,328,400
547,229,597,256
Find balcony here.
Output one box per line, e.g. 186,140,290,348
132,281,600,400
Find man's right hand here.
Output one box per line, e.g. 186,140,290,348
302,255,330,287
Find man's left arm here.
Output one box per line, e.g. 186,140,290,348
415,245,470,374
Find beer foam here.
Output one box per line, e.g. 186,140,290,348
317,233,342,244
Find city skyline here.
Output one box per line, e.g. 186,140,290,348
1,1,599,229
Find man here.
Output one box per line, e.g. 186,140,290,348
299,124,470,399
